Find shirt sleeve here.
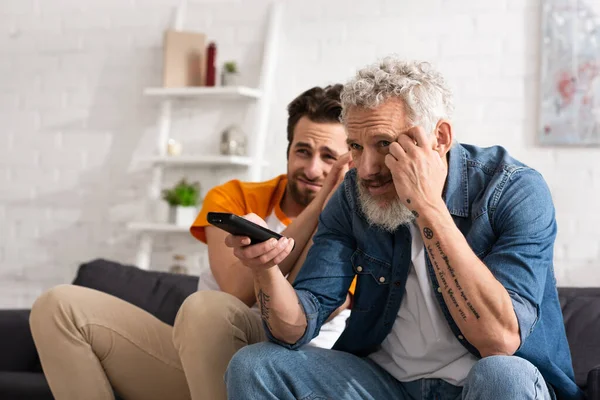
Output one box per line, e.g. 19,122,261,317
263,181,357,349
483,168,557,350
190,182,247,243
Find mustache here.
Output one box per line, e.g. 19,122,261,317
294,173,324,185
360,174,393,187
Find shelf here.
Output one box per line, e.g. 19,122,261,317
143,86,262,99
127,222,190,233
139,155,269,167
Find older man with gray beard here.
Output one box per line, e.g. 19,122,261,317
223,57,582,400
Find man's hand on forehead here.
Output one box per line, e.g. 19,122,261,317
396,126,431,150
384,125,446,210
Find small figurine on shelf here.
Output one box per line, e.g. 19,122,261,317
166,138,182,156
169,254,189,275
205,42,217,87
161,179,200,227
220,124,247,156
221,61,240,86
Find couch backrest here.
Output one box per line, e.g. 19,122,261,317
72,259,199,326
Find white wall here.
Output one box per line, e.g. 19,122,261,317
1,0,599,307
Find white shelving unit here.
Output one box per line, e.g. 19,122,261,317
143,86,263,99
129,1,282,270
139,155,269,167
127,222,190,233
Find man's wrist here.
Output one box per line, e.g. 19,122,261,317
252,265,280,282
311,188,330,209
413,198,449,226
303,193,326,218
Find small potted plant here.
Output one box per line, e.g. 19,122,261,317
221,61,240,86
162,179,201,227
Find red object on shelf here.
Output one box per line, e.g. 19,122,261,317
205,42,216,86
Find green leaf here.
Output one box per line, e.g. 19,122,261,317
161,179,200,206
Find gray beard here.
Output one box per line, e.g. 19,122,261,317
357,181,415,232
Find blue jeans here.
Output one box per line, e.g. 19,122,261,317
225,342,555,400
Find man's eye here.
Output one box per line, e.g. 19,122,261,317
297,149,309,155
379,141,391,147
349,143,362,150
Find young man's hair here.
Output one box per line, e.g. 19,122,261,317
286,84,343,158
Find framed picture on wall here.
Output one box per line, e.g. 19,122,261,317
539,0,600,145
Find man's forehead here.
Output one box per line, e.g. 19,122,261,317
345,103,408,128
294,121,346,147
345,117,409,143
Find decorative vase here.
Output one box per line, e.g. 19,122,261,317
205,42,217,87
168,206,197,227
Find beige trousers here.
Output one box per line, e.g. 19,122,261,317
29,285,266,400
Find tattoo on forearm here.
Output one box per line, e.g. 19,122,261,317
428,245,450,292
257,289,273,330
423,227,434,239
435,241,456,277
448,288,468,320
427,241,481,321
467,302,481,319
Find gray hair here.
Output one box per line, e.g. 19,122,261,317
340,57,454,134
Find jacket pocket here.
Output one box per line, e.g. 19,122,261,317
350,248,392,311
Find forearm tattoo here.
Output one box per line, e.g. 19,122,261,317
257,289,273,330
425,229,481,321
423,227,434,239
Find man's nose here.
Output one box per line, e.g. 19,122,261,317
357,149,382,178
303,156,324,180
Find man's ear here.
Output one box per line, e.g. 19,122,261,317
433,119,453,157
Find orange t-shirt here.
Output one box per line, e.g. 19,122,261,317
191,174,290,243
190,174,356,295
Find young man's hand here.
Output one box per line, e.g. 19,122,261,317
321,152,352,210
224,213,295,272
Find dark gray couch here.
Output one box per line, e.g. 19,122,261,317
1,259,599,399
0,259,199,400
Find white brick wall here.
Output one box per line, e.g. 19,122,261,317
1,0,599,307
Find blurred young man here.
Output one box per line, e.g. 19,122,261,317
30,85,353,400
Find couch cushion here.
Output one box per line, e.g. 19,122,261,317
72,259,199,326
558,287,600,388
0,310,39,372
0,372,53,400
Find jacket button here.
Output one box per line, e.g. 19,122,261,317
356,266,363,272
379,277,386,283
437,287,442,293
458,335,464,340
394,281,401,287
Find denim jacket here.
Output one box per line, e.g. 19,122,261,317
265,143,583,400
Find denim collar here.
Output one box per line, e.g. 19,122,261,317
443,143,469,218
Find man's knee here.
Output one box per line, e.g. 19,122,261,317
175,291,245,325
30,284,78,327
464,355,544,398
469,355,535,379
173,291,249,340
226,342,288,383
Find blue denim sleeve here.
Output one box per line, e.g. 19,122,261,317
484,168,557,350
264,179,356,349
